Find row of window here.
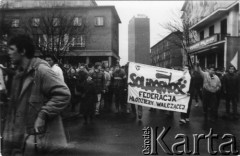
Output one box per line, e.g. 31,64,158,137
33,34,86,48
152,51,171,64
11,16,104,28
152,61,171,68
199,19,227,40
151,42,170,57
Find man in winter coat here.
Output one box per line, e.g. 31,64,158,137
112,64,126,114
2,35,71,156
222,66,239,120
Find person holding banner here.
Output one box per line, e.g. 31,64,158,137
196,61,221,122
179,65,194,124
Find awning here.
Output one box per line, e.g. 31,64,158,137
189,41,225,55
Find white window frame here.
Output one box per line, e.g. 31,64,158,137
72,35,85,47
73,17,82,26
95,16,104,26
11,19,20,28
52,18,60,27
32,18,40,27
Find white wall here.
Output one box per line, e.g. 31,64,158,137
197,5,238,39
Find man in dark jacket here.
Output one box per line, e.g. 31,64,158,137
90,63,105,115
179,65,194,124
192,69,203,107
112,64,126,114
3,35,71,156
223,66,239,120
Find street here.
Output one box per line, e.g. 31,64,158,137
62,99,240,156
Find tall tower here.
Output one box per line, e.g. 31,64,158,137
128,14,150,65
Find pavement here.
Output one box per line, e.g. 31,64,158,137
62,99,240,156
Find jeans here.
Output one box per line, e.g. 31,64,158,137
95,94,102,114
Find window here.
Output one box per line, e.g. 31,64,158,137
52,18,60,27
200,31,204,40
72,35,85,47
95,17,104,26
209,25,214,36
73,17,82,26
11,19,20,27
33,34,41,46
221,19,227,34
32,18,40,27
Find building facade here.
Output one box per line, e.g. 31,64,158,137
2,0,97,8
0,0,120,66
181,0,240,70
151,31,183,69
128,15,150,65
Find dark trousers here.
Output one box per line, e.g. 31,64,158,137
114,89,126,112
131,104,142,114
194,87,202,103
202,89,217,120
215,90,222,116
226,95,238,116
181,95,193,119
103,90,112,112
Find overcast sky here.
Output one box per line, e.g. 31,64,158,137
97,1,184,65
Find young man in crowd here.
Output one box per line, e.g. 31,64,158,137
89,63,105,116
45,55,64,82
3,34,70,156
196,61,221,122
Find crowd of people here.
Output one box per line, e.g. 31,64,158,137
0,34,239,156
60,62,130,124
179,62,239,124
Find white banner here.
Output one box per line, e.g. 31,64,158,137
127,62,191,113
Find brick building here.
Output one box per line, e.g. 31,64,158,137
151,31,183,69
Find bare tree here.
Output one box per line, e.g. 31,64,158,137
159,10,197,67
21,7,90,64
0,1,11,53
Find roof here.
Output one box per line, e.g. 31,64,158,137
2,5,121,23
190,1,239,30
181,1,188,11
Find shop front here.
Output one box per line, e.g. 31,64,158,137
189,34,240,70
